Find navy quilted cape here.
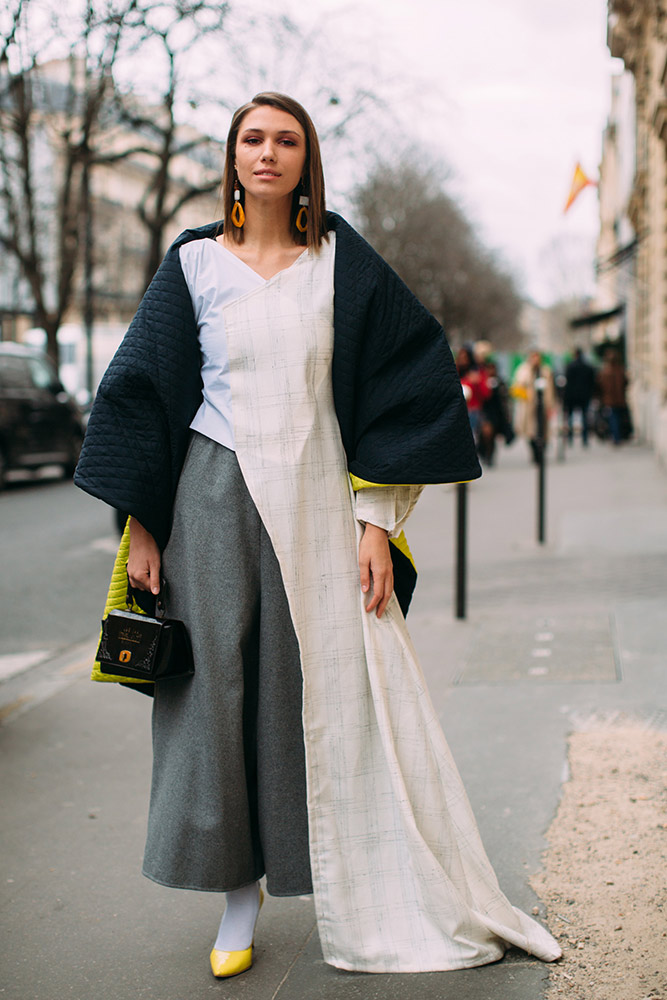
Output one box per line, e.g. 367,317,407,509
75,213,480,549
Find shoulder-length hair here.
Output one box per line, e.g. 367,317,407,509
220,92,328,248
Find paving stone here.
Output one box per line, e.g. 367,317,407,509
457,612,619,684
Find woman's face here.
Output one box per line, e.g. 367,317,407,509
234,106,307,203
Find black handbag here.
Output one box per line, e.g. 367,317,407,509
97,580,194,682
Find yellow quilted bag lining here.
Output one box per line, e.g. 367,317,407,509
91,519,153,686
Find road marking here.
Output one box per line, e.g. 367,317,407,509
65,536,119,558
90,536,120,554
61,658,91,677
0,650,51,682
0,695,33,722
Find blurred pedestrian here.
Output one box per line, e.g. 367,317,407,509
455,344,491,447
473,339,493,370
597,349,631,445
478,359,515,465
511,349,556,463
75,93,560,977
563,348,595,446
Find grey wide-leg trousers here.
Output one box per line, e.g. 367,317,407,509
142,432,313,895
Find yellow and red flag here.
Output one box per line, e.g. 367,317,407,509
564,162,597,213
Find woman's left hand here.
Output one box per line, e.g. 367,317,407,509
359,523,394,619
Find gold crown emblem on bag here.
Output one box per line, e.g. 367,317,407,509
118,625,143,644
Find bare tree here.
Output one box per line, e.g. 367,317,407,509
0,0,141,364
105,0,230,289
354,161,525,350
1,1,390,371
0,0,232,365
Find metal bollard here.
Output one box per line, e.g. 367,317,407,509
555,374,567,463
535,378,546,544
455,482,468,619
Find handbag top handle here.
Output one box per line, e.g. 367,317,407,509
125,574,167,619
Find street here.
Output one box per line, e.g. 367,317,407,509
1,439,666,999
0,468,117,663
2,0,666,995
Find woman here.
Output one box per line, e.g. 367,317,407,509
455,344,491,448
75,93,561,976
511,349,556,464
479,360,515,465
596,348,630,445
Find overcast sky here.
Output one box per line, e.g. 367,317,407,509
13,0,620,306
267,0,620,306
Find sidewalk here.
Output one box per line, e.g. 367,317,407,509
2,438,666,1000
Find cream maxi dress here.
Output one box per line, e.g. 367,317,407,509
221,233,560,973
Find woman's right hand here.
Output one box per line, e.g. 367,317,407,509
128,517,161,594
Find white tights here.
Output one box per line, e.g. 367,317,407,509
214,881,261,951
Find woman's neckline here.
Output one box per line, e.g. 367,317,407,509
210,238,309,282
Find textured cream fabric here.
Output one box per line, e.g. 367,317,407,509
354,484,424,537
223,234,561,972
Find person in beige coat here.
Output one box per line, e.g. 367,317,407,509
511,349,556,463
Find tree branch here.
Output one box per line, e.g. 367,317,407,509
163,177,220,220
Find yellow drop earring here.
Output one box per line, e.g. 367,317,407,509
231,180,245,228
295,194,309,233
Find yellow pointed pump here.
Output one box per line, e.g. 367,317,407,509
209,888,264,978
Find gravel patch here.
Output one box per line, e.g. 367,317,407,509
532,724,667,1000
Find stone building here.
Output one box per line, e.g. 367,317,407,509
607,0,667,459
595,71,636,350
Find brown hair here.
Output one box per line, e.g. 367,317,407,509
221,92,328,248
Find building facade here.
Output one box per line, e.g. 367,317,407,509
595,71,636,350
607,0,667,460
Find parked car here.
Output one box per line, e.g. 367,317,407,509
0,343,86,489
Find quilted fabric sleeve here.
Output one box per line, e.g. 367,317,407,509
330,214,482,486
74,246,203,549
